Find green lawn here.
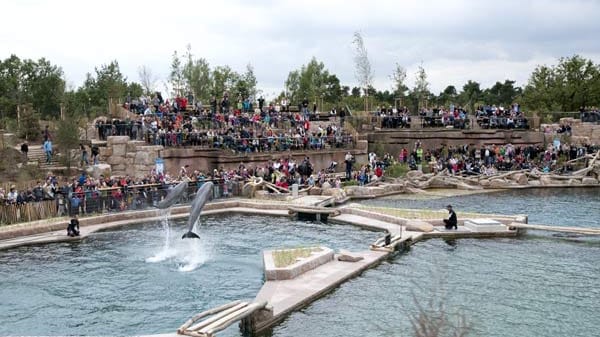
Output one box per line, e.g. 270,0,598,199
272,247,322,268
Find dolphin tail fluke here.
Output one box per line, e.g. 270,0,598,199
181,231,201,239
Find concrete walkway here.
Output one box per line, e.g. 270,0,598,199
253,249,389,333
0,206,290,251
330,213,403,233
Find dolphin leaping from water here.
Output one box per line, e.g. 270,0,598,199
156,180,189,209
182,182,214,239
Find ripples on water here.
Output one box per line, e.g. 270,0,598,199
361,188,600,228
270,188,600,337
1,189,598,337
272,236,600,337
0,215,379,336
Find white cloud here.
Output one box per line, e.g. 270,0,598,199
2,0,600,98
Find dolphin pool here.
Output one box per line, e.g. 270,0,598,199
0,214,380,336
0,188,598,337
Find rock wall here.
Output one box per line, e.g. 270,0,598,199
541,119,600,146
99,136,162,178
160,140,369,174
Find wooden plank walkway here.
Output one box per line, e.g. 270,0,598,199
509,222,600,235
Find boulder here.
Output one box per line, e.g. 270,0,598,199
112,144,127,157
308,187,322,195
107,136,130,145
337,250,364,262
539,175,554,185
406,170,424,179
322,188,347,201
528,180,541,186
582,177,599,185
344,186,359,196
489,179,508,189
321,181,332,190
86,163,111,179
99,147,112,157
512,173,528,185
134,151,154,166
2,133,17,147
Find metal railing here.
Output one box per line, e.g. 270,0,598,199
0,179,243,226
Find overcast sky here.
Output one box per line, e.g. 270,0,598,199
2,0,600,99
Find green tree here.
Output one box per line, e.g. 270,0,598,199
126,82,144,101
483,80,521,107
459,80,482,112
185,57,212,102
170,51,184,96
554,55,600,111
234,64,258,99
390,63,408,99
412,62,430,111
18,104,40,141
437,85,458,107
55,112,81,170
0,55,64,121
284,70,301,102
522,55,600,112
211,65,238,98
80,60,128,115
284,57,340,106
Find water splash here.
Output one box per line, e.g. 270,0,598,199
145,212,208,271
146,209,176,263
177,223,208,272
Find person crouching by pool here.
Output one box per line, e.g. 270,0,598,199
67,215,80,237
444,205,457,230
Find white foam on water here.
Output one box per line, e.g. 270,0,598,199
177,223,208,272
177,239,208,272
146,210,175,263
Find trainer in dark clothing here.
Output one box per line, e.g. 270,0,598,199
67,215,80,237
444,205,458,230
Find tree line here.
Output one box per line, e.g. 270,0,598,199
1,49,599,138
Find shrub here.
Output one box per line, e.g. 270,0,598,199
386,163,409,178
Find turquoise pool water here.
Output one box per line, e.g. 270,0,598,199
271,188,600,337
0,214,380,336
0,188,598,337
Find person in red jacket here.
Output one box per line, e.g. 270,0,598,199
375,165,383,178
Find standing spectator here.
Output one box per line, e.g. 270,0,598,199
43,139,53,164
80,143,89,166
43,125,51,141
7,186,18,204
210,96,217,115
20,142,28,161
91,145,99,165
345,152,354,180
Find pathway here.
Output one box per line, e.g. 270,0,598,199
252,249,389,334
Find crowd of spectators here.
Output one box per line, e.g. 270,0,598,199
419,105,470,129
475,103,529,129
398,141,598,176
98,93,355,153
374,106,412,129
0,168,237,218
